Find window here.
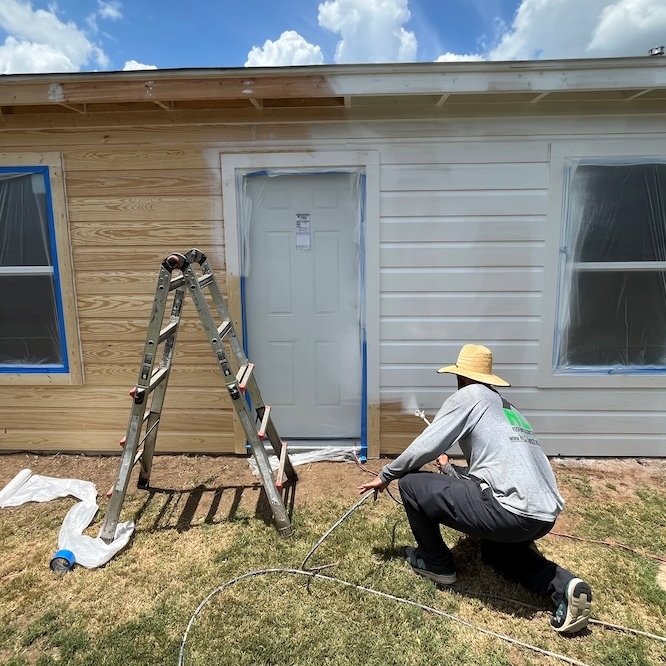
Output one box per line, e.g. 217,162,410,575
0,154,82,384
555,159,666,373
541,147,666,385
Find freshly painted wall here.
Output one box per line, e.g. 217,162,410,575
0,65,664,457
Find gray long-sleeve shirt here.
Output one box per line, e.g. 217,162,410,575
380,383,565,522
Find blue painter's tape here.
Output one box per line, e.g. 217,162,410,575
50,549,76,573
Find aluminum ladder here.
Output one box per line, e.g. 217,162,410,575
99,248,297,543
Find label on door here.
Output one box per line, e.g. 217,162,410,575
296,213,311,250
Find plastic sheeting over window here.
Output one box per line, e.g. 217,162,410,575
0,168,66,370
555,160,666,373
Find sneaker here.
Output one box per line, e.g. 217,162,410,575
403,546,457,586
551,578,593,634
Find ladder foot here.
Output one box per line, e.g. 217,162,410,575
137,477,150,490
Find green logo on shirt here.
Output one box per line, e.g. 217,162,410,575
503,408,532,431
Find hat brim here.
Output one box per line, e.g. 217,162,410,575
437,364,510,387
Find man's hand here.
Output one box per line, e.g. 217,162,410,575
435,453,449,471
357,476,389,497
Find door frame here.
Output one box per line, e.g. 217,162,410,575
221,151,380,458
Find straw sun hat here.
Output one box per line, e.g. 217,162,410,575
437,344,510,387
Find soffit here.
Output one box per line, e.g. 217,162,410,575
0,58,663,124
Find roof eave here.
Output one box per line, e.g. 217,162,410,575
0,56,664,108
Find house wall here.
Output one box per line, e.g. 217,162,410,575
0,111,664,456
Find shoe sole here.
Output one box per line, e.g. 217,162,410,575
407,561,457,586
554,580,592,634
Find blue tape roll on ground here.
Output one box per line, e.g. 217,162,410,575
50,549,76,573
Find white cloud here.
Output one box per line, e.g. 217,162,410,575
0,34,73,72
0,0,108,73
587,0,666,57
245,30,324,67
489,0,666,61
318,0,417,63
436,52,485,62
97,0,122,21
123,59,156,71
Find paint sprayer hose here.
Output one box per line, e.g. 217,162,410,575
178,490,666,666
179,568,592,666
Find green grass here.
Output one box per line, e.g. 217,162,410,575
1,467,665,666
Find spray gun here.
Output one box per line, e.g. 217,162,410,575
414,409,448,473
414,409,431,426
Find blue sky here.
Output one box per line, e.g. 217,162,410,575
0,0,664,74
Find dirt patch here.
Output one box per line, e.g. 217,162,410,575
0,451,375,513
1,453,665,587
553,457,666,499
2,452,664,511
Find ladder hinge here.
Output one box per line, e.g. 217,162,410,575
133,387,146,405
140,353,154,381
218,353,232,376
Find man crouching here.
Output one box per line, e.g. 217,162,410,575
358,344,592,634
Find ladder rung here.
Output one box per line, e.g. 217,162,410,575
169,276,185,291
158,321,179,343
217,320,232,338
257,406,271,438
198,274,214,289
149,367,168,391
276,441,288,489
236,363,254,390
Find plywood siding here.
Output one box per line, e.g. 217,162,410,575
0,138,233,454
0,111,665,456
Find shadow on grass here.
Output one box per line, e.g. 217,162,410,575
371,535,556,623
129,477,299,534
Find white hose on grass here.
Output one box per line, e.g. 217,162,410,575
179,486,666,665
178,568,593,666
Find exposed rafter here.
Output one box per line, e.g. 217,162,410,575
624,88,653,101
530,92,550,103
0,58,662,122
58,102,86,114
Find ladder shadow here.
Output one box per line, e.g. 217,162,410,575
131,480,297,533
132,483,256,533
255,478,297,528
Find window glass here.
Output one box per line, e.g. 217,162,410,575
556,161,666,372
0,168,67,370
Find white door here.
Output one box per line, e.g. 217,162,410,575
242,172,362,441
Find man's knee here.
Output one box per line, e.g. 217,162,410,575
397,473,422,505
397,472,421,495
398,471,445,505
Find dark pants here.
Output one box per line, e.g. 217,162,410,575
398,471,574,607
